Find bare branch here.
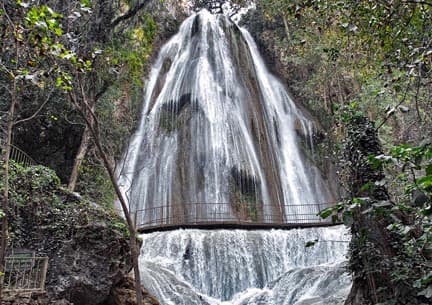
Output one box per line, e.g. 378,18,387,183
403,0,432,6
109,0,151,29
14,89,55,125
376,78,412,131
1,2,16,31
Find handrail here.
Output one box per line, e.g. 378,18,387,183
0,140,36,167
133,202,334,230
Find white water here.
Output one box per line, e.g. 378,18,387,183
118,10,336,224
119,10,351,305
140,226,351,305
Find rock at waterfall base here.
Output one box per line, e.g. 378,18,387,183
103,276,160,305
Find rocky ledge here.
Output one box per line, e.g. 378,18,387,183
4,163,158,305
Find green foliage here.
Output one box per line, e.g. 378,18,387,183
1,0,158,190
0,161,60,207
4,161,130,251
320,142,432,302
76,159,115,208
110,220,129,238
0,1,91,93
259,0,432,147
106,13,157,87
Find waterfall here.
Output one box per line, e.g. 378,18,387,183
119,9,351,305
139,226,351,305
118,10,336,224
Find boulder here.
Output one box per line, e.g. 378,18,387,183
104,276,159,305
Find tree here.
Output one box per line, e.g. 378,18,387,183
193,0,250,16
0,2,69,300
0,1,155,303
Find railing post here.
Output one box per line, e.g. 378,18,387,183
40,257,48,291
134,211,138,229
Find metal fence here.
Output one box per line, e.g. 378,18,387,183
8,144,36,167
133,202,333,230
0,139,36,167
3,256,48,292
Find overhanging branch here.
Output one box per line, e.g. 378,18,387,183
109,0,151,29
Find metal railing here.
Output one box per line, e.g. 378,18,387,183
0,140,36,167
3,256,48,292
133,202,333,230
8,144,36,167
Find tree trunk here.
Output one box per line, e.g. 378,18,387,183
69,91,143,305
0,77,17,303
68,125,91,191
92,132,144,305
342,116,426,304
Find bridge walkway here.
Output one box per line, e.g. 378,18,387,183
133,202,340,234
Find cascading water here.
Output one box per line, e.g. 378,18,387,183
119,9,351,305
139,227,351,305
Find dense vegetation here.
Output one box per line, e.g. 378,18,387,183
0,1,166,303
0,0,158,198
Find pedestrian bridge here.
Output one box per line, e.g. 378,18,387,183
134,202,339,233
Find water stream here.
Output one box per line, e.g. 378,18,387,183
139,226,350,305
119,10,351,305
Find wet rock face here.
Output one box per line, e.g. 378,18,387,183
120,10,338,228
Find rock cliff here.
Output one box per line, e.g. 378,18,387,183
4,163,158,305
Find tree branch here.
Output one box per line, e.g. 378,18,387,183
14,89,55,125
403,0,432,6
109,0,151,29
376,78,412,131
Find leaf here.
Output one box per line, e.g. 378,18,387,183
374,154,396,163
362,207,373,214
54,28,63,36
353,197,369,204
19,2,30,8
35,21,48,30
421,205,432,216
420,273,432,286
318,207,334,219
375,179,387,187
400,226,411,235
426,164,432,176
386,107,396,117
417,176,432,190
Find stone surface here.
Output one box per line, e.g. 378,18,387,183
2,292,72,305
6,165,138,305
103,276,159,305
